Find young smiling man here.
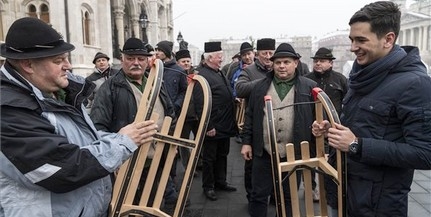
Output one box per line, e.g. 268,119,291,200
312,1,431,216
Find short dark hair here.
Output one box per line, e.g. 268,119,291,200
349,1,401,41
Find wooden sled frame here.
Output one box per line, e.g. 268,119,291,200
264,87,346,217
235,99,246,132
110,59,212,217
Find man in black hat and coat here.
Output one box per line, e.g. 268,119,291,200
236,38,276,202
241,43,317,217
90,37,180,210
0,18,158,217
235,38,276,98
306,47,347,115
85,52,118,113
305,47,348,203
155,40,188,116
193,41,238,201
226,42,255,98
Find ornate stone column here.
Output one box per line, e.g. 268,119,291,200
148,0,158,45
423,26,429,51
132,16,140,41
113,6,125,48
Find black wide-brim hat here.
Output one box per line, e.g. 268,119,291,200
0,17,75,59
270,43,300,61
121,38,152,56
311,47,336,60
240,42,253,55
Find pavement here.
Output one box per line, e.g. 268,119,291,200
175,138,431,217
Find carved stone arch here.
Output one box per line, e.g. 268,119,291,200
21,0,49,8
81,3,94,14
81,3,94,45
0,0,5,9
21,0,50,23
127,0,139,17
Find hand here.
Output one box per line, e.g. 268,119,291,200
327,123,356,152
118,120,158,147
312,120,331,137
206,128,216,137
241,144,253,161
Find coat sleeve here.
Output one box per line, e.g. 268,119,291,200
235,69,262,98
1,106,137,193
174,71,188,114
90,80,114,132
241,92,255,145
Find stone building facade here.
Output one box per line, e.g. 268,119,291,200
0,0,174,76
1,0,429,76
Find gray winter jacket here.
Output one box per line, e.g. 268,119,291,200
0,63,138,217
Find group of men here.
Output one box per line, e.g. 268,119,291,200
1,1,430,217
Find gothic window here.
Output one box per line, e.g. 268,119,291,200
82,11,91,45
40,4,50,24
81,5,93,45
26,2,50,25
27,4,37,18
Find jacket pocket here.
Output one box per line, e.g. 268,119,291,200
357,98,392,138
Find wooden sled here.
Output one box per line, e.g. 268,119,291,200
264,87,346,217
235,99,246,132
110,59,212,217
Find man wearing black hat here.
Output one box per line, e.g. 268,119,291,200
241,43,317,217
176,49,193,74
173,49,201,178
225,42,255,164
306,47,347,115
226,42,255,98
235,38,275,202
0,18,158,217
193,41,238,201
155,40,188,116
221,53,240,76
304,47,348,203
90,37,180,210
85,52,118,112
236,38,275,98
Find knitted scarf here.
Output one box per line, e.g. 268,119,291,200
348,45,407,96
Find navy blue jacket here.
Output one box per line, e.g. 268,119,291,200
342,45,431,216
162,59,188,115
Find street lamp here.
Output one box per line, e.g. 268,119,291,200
176,31,188,50
139,12,149,43
177,31,184,44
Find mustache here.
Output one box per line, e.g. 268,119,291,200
129,66,143,70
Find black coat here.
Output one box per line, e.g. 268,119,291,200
193,64,238,139
162,59,188,115
90,70,175,133
305,68,347,115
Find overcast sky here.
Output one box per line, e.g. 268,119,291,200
172,0,390,50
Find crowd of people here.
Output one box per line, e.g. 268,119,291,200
1,1,430,217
